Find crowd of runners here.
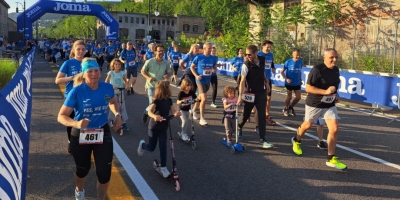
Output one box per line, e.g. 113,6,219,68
50,37,345,200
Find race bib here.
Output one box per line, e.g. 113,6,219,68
129,61,136,66
203,69,212,76
321,94,336,103
242,92,255,103
265,61,271,69
79,128,104,145
173,60,178,64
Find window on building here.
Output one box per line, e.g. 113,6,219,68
158,19,160,24
167,20,170,25
193,25,199,33
119,16,122,23
136,18,139,24
142,18,145,24
183,24,190,32
125,16,128,23
162,20,165,24
131,17,134,23
171,20,174,26
152,19,155,24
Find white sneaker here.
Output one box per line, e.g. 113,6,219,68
199,118,208,126
75,189,85,200
181,133,189,141
210,103,218,108
193,112,199,120
160,167,170,178
137,140,145,156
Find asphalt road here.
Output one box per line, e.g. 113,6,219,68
26,55,400,200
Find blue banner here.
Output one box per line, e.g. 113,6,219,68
17,0,119,41
215,59,400,108
0,49,35,200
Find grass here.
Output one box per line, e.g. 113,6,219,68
0,59,18,90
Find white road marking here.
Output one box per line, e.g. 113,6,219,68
112,138,159,200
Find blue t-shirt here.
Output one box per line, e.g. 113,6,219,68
145,51,154,60
59,58,82,97
169,51,182,67
230,56,244,77
192,54,217,84
86,44,92,53
93,47,103,56
106,45,116,57
257,51,274,79
182,53,196,69
168,46,174,54
64,45,72,57
64,82,114,129
120,49,137,69
283,58,303,86
211,55,218,76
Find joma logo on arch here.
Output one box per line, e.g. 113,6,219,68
54,2,91,12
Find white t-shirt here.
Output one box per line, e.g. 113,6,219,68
240,61,260,77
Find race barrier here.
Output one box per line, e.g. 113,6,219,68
0,49,35,200
215,58,400,108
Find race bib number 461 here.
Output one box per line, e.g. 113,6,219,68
79,128,104,145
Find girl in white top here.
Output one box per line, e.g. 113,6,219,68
105,58,130,134
222,86,239,146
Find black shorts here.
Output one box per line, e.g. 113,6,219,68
126,68,138,78
285,84,301,91
172,65,179,75
106,56,114,63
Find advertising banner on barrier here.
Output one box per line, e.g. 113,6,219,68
0,50,34,200
215,58,400,108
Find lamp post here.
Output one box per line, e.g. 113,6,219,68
16,0,26,42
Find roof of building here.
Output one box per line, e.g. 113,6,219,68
1,0,10,9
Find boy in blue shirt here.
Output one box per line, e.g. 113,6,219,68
281,49,303,116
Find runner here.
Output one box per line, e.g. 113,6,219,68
168,44,182,85
257,40,276,125
119,41,138,95
190,42,217,126
237,44,273,148
55,40,86,154
137,80,181,178
210,46,223,108
291,48,346,170
281,49,303,116
141,44,171,123
93,43,105,71
177,78,198,141
63,41,72,61
222,85,238,146
144,43,155,62
57,58,122,200
178,44,199,93
85,40,93,58
230,48,244,87
105,40,116,70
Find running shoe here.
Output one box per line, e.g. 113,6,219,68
142,113,148,123
193,112,199,120
283,108,289,116
210,103,218,108
130,87,134,95
137,140,145,156
258,140,274,149
289,105,296,116
238,128,243,141
317,141,328,150
266,115,276,126
75,189,85,200
326,156,347,170
291,137,303,155
122,123,129,131
199,118,208,126
159,167,170,178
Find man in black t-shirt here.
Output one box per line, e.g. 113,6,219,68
291,48,347,170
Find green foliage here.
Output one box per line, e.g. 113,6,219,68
178,32,202,49
0,60,18,90
358,53,376,71
40,15,97,39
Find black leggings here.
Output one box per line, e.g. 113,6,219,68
66,111,75,141
142,129,168,167
238,92,267,140
210,75,218,104
70,124,113,184
96,57,104,70
172,65,179,75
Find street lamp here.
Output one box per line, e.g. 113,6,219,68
16,0,26,42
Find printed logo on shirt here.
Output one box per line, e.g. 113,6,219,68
104,95,111,103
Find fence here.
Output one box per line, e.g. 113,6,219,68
264,20,400,73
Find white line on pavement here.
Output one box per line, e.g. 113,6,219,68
277,122,400,170
112,138,159,200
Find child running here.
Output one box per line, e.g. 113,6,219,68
137,80,181,178
222,86,239,146
177,79,199,141
105,58,130,133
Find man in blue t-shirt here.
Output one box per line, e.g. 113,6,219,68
190,42,217,126
119,41,138,95
281,49,303,117
257,40,276,126
105,40,116,70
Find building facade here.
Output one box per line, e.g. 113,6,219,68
96,11,205,43
0,0,10,39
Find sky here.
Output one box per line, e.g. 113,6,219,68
7,0,121,14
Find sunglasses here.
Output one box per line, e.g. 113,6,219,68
245,53,253,57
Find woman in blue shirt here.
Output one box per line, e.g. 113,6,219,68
55,40,86,154
57,58,122,200
230,48,244,92
169,45,182,84
144,43,154,62
178,44,199,92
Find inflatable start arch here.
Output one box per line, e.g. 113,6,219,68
17,0,119,41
